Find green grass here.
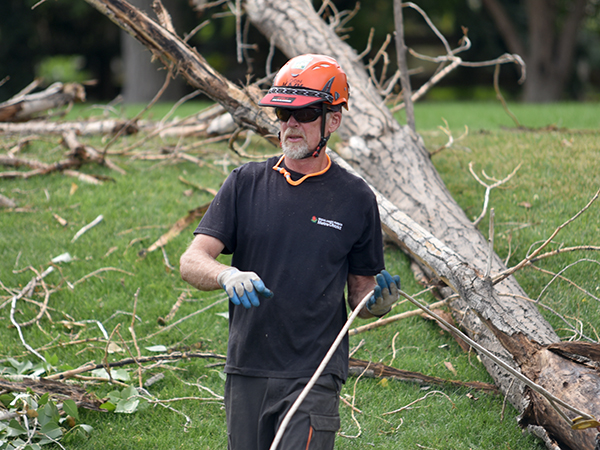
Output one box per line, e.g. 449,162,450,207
1,100,599,449
407,102,600,342
409,100,600,131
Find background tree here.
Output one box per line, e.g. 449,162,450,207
479,0,597,102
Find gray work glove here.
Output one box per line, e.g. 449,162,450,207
366,270,401,317
217,267,273,309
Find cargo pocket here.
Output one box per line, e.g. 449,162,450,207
307,413,340,450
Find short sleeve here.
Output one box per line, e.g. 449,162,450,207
347,194,385,276
193,169,239,254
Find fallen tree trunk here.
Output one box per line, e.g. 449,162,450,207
0,82,86,122
363,177,600,449
0,119,139,136
71,0,599,447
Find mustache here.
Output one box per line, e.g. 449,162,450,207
282,128,306,140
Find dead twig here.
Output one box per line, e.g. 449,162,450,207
428,119,469,157
393,0,415,132
173,373,224,401
486,208,495,279
494,188,600,284
383,390,455,416
46,351,226,380
349,298,449,336
142,203,211,255
469,161,522,227
71,214,104,243
129,287,143,387
141,295,228,342
535,259,600,304
178,176,218,196
493,63,521,128
9,266,54,362
62,130,126,175
388,3,525,116
160,291,187,325
103,324,121,383
530,245,600,263
497,292,596,343
339,361,368,439
528,261,600,303
71,267,135,287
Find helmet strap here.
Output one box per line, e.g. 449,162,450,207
306,102,329,159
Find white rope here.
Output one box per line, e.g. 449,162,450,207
269,289,374,450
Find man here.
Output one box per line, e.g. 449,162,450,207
180,54,400,450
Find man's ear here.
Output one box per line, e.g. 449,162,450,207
326,111,342,133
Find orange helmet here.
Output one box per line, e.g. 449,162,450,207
259,54,349,110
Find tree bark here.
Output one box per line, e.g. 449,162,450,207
0,82,86,122
365,179,600,449
77,0,600,447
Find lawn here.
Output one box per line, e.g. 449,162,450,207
0,100,598,449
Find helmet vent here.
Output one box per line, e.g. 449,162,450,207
322,77,335,93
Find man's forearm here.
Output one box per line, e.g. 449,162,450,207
180,236,228,291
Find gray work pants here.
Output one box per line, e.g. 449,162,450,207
225,373,342,450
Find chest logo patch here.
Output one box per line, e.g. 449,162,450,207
311,216,343,231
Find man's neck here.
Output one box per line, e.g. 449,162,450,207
283,150,329,175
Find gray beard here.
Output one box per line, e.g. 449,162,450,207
281,130,311,159
282,142,311,159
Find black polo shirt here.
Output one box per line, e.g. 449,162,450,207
194,155,384,381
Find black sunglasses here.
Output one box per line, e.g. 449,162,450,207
275,107,324,123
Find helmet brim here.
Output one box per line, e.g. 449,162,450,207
259,92,324,109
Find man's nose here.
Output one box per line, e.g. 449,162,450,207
286,115,300,126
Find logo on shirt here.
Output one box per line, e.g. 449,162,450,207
311,216,343,231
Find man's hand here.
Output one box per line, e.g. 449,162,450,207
217,267,273,309
366,270,401,317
